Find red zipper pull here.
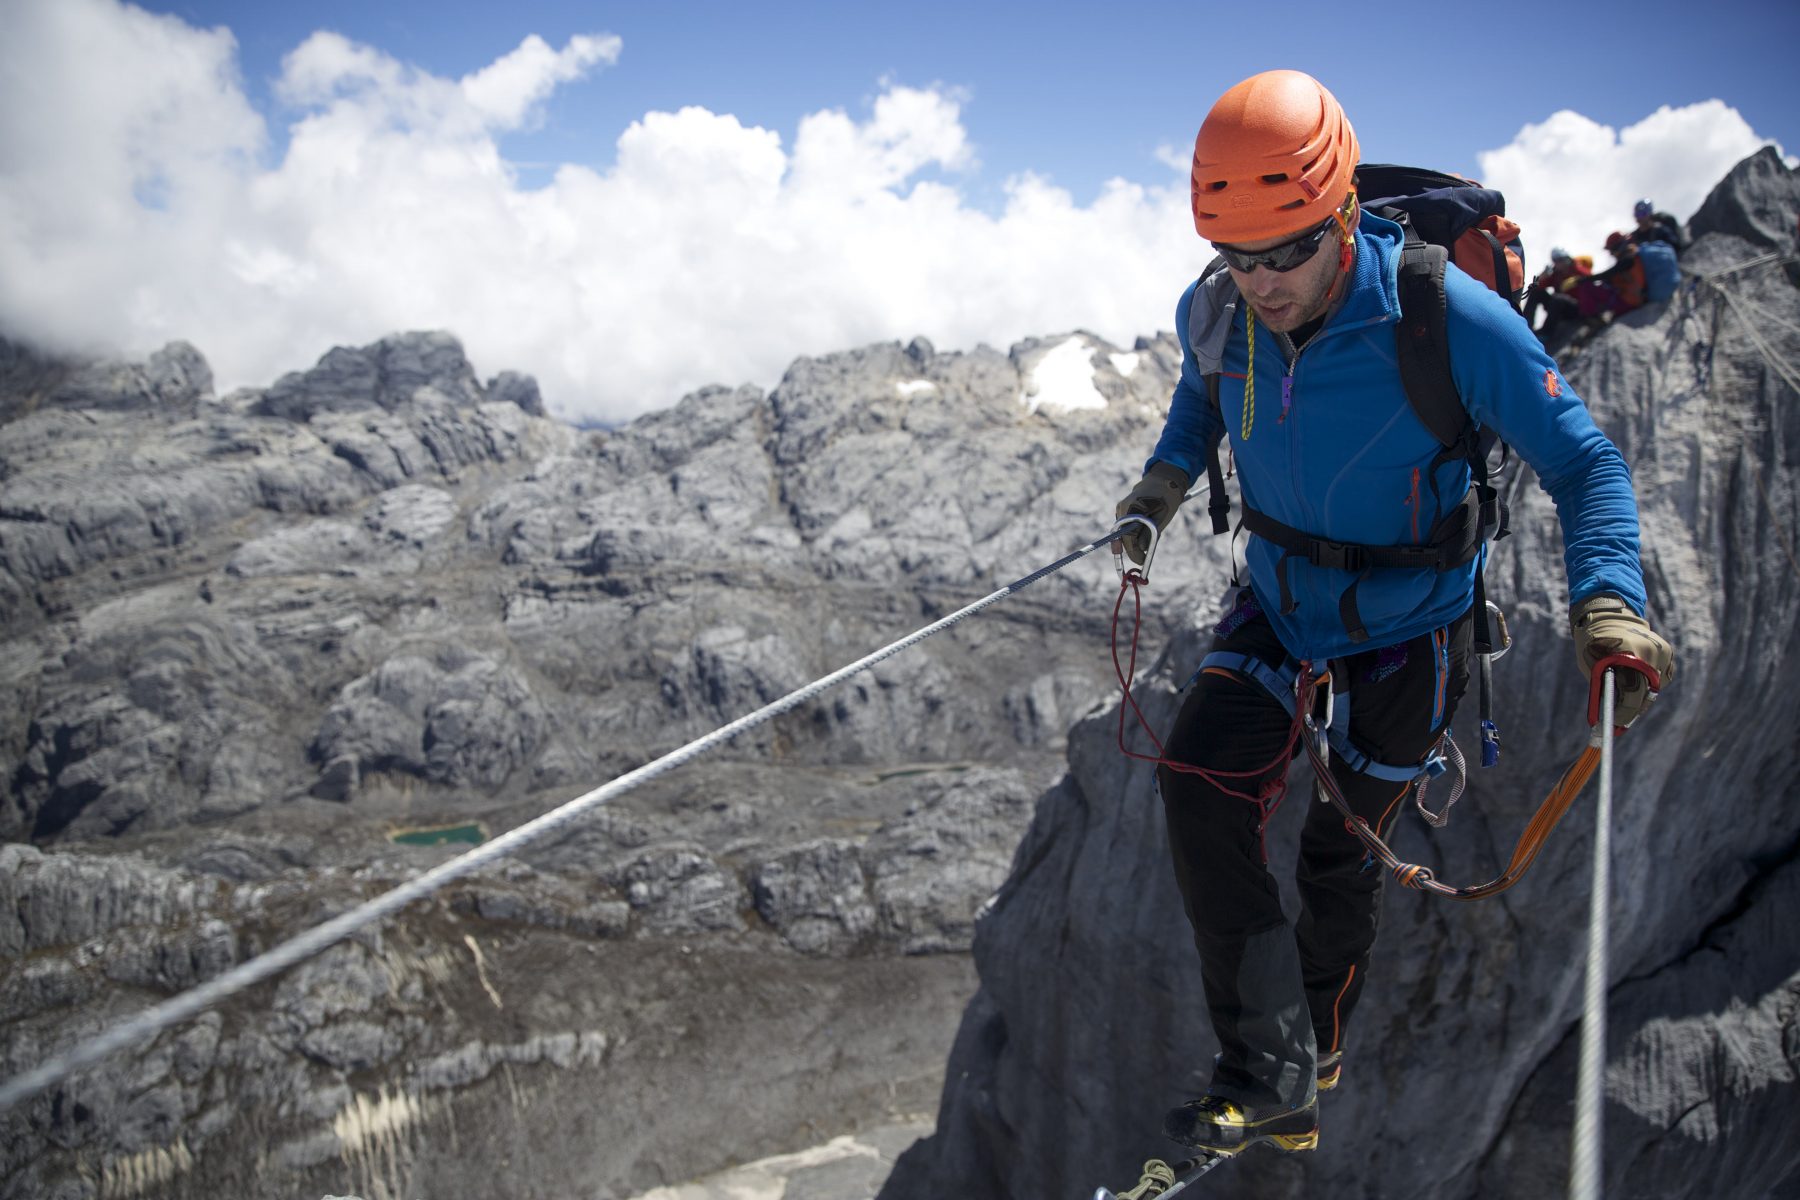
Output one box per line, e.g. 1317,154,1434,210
1405,467,1422,541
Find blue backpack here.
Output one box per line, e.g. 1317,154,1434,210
1639,239,1680,302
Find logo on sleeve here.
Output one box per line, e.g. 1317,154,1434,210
1543,369,1563,398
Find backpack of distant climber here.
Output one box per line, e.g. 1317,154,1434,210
1638,238,1680,301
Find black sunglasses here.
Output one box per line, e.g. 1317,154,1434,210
1214,216,1337,274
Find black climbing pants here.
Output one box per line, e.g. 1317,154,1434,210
1158,589,1472,1108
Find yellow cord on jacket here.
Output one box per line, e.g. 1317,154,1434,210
1242,307,1256,441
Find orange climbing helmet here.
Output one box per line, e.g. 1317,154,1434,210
1190,70,1360,245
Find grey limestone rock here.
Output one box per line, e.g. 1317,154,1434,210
1687,144,1800,253
609,843,745,934
0,329,562,647
0,843,214,958
309,648,551,796
0,334,75,427
486,369,547,418
226,519,378,578
750,838,877,955
254,331,483,423
863,769,1036,955
40,341,213,416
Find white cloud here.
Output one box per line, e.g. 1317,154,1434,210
462,33,621,130
1477,101,1788,272
0,1,1788,427
0,0,1203,424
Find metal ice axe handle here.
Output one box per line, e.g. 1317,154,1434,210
1586,651,1661,731
1111,513,1161,583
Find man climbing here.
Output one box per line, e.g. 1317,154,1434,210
1114,69,1674,1158
1524,246,1591,342
1595,233,1650,314
1629,198,1685,252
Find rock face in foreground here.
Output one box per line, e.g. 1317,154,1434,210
881,149,1800,1200
1,316,1224,1197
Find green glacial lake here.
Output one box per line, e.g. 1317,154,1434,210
388,822,487,847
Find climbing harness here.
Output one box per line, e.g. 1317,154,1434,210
0,528,1135,1114
1108,513,1660,902
1292,652,1652,901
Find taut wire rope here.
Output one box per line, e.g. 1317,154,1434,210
1568,669,1617,1200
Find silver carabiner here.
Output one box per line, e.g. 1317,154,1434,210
1484,599,1513,662
1111,514,1161,583
1298,666,1333,771
1314,673,1334,766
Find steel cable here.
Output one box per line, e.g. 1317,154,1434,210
1568,669,1616,1200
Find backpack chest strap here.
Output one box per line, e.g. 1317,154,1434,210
1240,486,1493,643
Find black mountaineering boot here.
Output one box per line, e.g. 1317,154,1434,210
1163,1092,1319,1155
1317,1049,1344,1091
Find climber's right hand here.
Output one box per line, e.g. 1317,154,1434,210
1114,462,1191,565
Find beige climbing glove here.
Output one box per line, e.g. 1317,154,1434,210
1114,462,1190,565
1569,594,1675,729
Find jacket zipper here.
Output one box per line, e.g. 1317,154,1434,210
1276,330,1319,642
1277,333,1298,425
1277,331,1307,521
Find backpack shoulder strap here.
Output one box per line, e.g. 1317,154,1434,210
1393,234,1471,452
1192,255,1237,535
1203,371,1230,533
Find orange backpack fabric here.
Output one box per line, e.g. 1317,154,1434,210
1453,215,1526,296
1601,256,1648,312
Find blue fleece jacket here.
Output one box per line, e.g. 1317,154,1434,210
1149,210,1646,662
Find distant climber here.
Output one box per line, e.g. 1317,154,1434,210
1595,233,1649,313
1524,247,1590,341
1594,231,1682,317
1629,198,1685,253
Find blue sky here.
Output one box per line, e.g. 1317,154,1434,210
138,0,1799,209
4,0,1796,423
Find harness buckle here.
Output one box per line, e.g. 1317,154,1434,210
1307,540,1366,572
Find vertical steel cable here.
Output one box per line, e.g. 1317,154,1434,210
1568,669,1615,1200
